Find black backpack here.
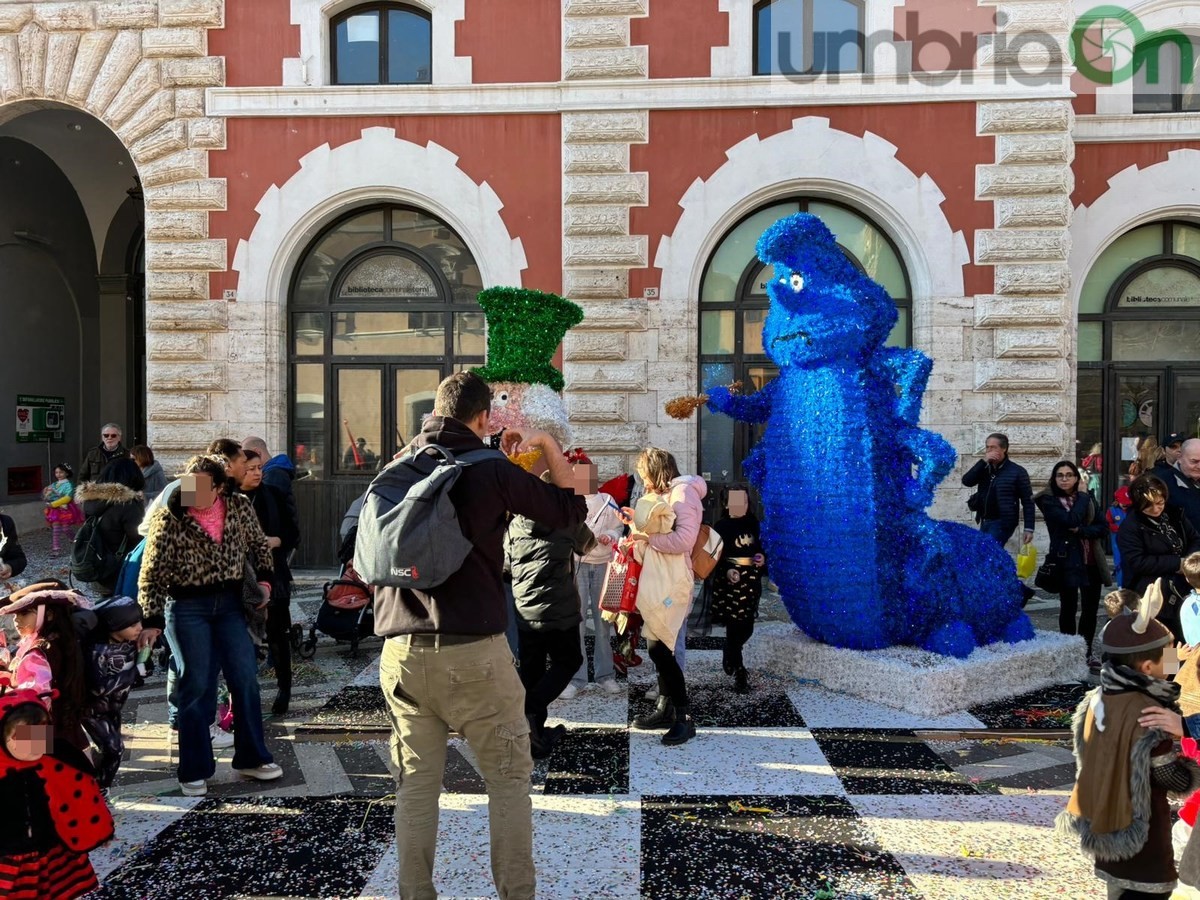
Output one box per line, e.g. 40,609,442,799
71,513,127,584
355,445,506,590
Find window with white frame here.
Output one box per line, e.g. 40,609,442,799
752,0,865,75
1132,33,1200,113
331,3,432,85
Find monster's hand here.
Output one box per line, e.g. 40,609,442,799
706,383,771,424
902,427,956,510
875,348,933,426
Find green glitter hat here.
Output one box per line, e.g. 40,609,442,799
472,287,584,392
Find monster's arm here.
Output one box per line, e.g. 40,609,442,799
901,427,957,510
874,348,932,425
706,382,773,424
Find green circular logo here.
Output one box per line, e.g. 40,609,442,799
1070,5,1144,86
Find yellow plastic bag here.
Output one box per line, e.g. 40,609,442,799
1016,544,1038,580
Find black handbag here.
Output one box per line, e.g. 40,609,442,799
1034,545,1068,594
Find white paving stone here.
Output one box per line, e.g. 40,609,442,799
629,727,844,796
788,685,987,730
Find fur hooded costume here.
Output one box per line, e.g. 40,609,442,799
0,688,113,899
1057,580,1200,894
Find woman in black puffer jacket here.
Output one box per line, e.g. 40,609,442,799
75,459,144,594
1034,460,1111,666
505,501,595,760
1117,474,1200,636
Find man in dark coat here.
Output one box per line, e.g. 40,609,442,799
78,423,130,484
1163,438,1200,537
962,432,1035,547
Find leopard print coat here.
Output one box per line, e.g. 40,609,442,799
138,490,273,626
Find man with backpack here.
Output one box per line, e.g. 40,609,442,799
365,371,585,900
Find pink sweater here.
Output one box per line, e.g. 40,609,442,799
644,475,708,569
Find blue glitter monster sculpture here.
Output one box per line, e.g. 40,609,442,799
705,213,1034,658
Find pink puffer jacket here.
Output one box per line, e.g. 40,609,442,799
644,475,707,572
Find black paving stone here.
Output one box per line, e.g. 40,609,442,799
969,683,1088,730
442,743,488,794
333,740,395,796
811,729,978,796
640,793,920,899
300,685,390,733
630,676,805,729
542,727,629,795
93,796,393,899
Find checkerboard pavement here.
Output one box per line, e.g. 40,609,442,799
89,581,1103,899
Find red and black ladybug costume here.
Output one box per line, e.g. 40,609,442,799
0,688,113,899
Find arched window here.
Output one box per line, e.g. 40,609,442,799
698,199,910,491
753,0,864,75
1076,221,1200,501
289,204,484,480
331,3,432,85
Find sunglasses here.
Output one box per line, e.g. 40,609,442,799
102,433,119,438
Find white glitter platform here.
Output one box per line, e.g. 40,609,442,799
747,621,1088,717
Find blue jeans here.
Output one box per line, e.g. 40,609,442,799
980,518,1018,548
572,562,614,687
504,581,518,658
165,587,273,782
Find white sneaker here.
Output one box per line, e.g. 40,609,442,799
559,684,579,700
643,685,659,701
235,763,283,782
180,779,207,796
597,677,623,695
210,724,234,749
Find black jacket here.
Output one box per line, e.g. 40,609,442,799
1117,505,1200,598
0,514,26,578
507,515,595,632
962,457,1035,532
1162,465,1200,537
77,482,144,588
78,443,129,485
1034,491,1112,590
372,416,587,638
244,483,300,604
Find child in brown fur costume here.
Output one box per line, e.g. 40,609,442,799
1058,579,1200,898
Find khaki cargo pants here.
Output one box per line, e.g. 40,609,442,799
380,633,535,900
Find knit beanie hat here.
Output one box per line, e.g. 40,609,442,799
94,596,143,633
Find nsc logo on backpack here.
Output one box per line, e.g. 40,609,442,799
355,445,506,590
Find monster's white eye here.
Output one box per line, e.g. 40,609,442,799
789,273,804,292
495,391,509,405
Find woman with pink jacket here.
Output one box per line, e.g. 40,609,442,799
621,448,706,746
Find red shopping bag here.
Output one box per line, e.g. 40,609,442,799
599,540,643,615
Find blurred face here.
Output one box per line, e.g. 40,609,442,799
111,622,143,642
985,437,1007,460
1182,441,1200,480
1054,465,1079,494
100,428,121,450
5,711,50,762
728,490,749,517
224,451,247,483
1165,442,1184,465
13,609,37,637
180,472,217,509
1142,492,1167,518
241,457,264,492
53,467,66,481
572,463,597,497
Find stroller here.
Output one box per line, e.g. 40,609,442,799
298,495,378,658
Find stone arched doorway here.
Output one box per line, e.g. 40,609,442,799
0,3,228,524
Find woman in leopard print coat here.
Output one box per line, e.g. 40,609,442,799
137,454,281,796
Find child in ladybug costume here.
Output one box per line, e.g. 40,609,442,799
0,687,113,898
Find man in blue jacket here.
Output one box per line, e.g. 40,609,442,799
962,432,1035,548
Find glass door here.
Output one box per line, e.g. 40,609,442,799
393,367,441,456
1171,370,1200,443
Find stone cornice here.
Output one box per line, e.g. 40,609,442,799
1075,113,1200,143
207,72,1074,117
